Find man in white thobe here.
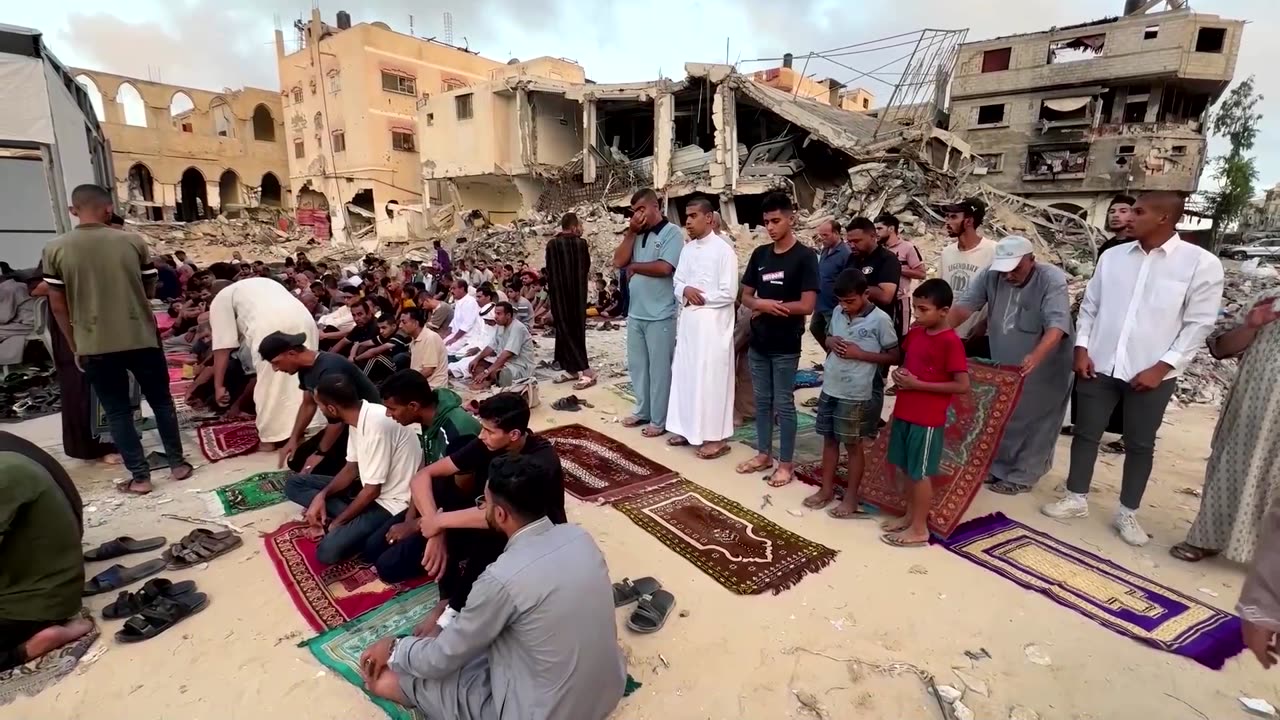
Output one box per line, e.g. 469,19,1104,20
209,277,318,449
666,198,738,458
447,303,497,378
444,279,482,355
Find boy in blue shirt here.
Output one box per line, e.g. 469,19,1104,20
805,269,900,518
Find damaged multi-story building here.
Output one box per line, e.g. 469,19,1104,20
417,59,970,228
70,69,290,221
949,0,1244,224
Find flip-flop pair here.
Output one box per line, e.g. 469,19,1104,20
612,577,676,634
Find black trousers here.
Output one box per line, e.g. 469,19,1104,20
1067,375,1176,510
809,311,831,352
287,424,350,477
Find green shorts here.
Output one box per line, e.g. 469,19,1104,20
887,418,944,481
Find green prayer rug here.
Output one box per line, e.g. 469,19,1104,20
209,471,290,516
305,584,439,720
731,412,819,456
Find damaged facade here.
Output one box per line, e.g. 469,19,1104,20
71,68,289,221
949,2,1243,224
274,9,509,246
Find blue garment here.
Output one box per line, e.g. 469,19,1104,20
823,304,898,401
626,317,676,428
815,241,852,314
626,221,683,322
747,349,801,463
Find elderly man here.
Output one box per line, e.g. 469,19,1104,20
444,280,482,355
613,188,683,437
359,454,624,720
447,301,498,380
948,236,1073,495
811,219,850,351
667,198,739,458
1043,192,1224,546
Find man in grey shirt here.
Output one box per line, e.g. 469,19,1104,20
466,302,535,389
948,236,1073,495
359,455,626,720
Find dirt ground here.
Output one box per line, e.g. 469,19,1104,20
8,333,1275,720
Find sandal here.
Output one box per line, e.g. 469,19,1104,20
696,444,731,460
827,505,874,520
552,373,578,385
627,590,677,634
612,577,662,607
84,535,167,562
880,532,928,548
115,592,209,643
573,376,598,390
801,397,820,408
802,494,834,509
103,578,197,619
988,480,1032,496
551,396,583,412
766,468,794,488
735,457,773,474
1170,542,1220,562
622,416,647,428
164,530,243,570
666,436,689,447
641,426,667,438
83,559,168,596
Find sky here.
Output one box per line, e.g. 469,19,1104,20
12,0,1278,194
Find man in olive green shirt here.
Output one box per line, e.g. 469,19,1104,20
42,185,192,494
0,436,91,671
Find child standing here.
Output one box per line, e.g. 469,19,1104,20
806,270,900,518
882,278,970,548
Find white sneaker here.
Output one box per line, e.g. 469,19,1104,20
1114,511,1149,547
1041,494,1089,519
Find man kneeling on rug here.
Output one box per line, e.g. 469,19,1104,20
406,393,566,632
0,432,93,672
360,455,626,719
282,375,421,565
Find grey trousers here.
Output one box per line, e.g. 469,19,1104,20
1066,374,1176,510
626,317,677,428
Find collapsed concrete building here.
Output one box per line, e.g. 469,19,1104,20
950,0,1244,225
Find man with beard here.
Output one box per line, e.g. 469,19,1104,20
948,236,1074,495
546,212,597,390
938,197,996,356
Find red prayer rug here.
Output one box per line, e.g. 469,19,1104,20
795,362,1023,538
196,419,260,462
542,423,679,503
264,521,430,632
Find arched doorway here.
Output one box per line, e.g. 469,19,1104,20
73,74,105,121
219,170,242,216
259,172,282,207
115,82,147,127
169,91,195,132
126,163,161,221
178,168,208,221
252,104,276,141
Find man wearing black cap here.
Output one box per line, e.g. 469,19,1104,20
259,331,380,477
939,197,996,356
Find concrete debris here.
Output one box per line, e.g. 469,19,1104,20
1009,706,1041,720
127,210,328,265
1175,268,1280,405
441,203,629,279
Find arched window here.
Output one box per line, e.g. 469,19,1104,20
291,87,303,104
252,104,276,142
115,82,147,127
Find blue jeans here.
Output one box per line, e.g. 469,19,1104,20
283,473,392,565
747,348,801,463
626,317,677,428
80,347,186,482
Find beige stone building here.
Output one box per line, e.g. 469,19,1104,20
949,2,1244,224
1241,183,1280,233
71,68,289,221
274,9,509,243
750,59,876,113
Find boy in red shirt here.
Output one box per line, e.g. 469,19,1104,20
882,279,970,548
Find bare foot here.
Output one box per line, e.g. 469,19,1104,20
22,618,93,663
802,490,834,509
303,525,325,541
257,442,277,454
100,454,123,466
883,528,929,547
879,515,911,533
116,479,153,495
170,462,194,481
766,466,794,488
735,454,773,474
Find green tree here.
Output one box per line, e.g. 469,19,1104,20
1205,76,1263,243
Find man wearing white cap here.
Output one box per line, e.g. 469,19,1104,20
947,235,1073,495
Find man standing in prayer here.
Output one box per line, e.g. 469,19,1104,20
443,280,481,354
939,197,997,355
736,192,819,488
208,265,319,452
666,198,739,459
613,188,683,438
42,184,192,494
811,219,850,351
948,236,1073,495
1171,294,1280,564
546,212,597,390
1043,192,1224,546
875,213,926,338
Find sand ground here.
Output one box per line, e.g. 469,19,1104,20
7,347,1274,720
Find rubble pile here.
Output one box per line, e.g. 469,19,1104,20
437,204,630,278
1176,267,1280,405
129,210,331,265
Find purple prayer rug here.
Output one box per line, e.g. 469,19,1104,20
937,513,1244,670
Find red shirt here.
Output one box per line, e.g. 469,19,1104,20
892,326,968,428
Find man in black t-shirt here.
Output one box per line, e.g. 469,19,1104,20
259,331,381,477
404,392,566,634
738,192,820,488
846,217,902,408
332,299,377,357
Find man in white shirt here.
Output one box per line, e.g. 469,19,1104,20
939,197,997,351
282,374,422,565
444,280,481,354
1043,192,1224,546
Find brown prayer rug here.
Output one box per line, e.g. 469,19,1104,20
613,479,838,595
542,424,678,503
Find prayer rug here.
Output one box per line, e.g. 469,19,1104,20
0,610,98,706
542,424,679,503
265,521,431,632
606,380,635,403
208,470,290,516
938,512,1245,670
197,419,260,462
794,362,1022,538
793,368,823,389
730,412,818,450
305,584,438,720
613,479,838,594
